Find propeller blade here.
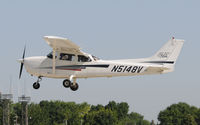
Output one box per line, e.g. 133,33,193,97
19,45,26,79
22,45,26,59
19,63,24,79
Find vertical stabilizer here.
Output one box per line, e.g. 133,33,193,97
151,37,184,63
149,37,184,72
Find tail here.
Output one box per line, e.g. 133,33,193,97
149,37,184,73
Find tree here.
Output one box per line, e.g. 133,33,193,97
117,102,129,120
104,101,149,125
91,104,104,111
84,108,118,125
0,104,2,125
158,102,198,125
29,103,50,125
105,101,117,111
182,114,197,125
127,112,150,125
150,120,155,125
0,100,151,125
105,101,129,120
39,101,91,125
66,102,90,125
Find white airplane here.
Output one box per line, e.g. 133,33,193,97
18,36,184,91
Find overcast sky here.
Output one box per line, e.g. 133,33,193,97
0,0,200,122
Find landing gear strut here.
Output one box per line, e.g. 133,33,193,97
33,76,42,89
63,78,79,91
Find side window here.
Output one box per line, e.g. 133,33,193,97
78,55,91,62
60,53,75,61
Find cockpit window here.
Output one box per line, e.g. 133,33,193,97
47,51,57,59
60,53,75,61
78,55,91,62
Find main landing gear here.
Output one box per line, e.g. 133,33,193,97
63,79,79,91
32,76,79,91
33,76,42,89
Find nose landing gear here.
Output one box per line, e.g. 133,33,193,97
33,82,40,89
33,76,42,89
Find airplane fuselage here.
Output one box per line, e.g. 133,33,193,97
23,55,167,79
18,36,184,91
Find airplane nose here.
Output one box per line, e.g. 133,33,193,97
17,59,23,63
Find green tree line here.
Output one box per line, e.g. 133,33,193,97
158,102,200,125
0,100,149,125
0,101,200,125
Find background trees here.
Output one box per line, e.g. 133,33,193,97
85,101,150,125
0,104,2,124
0,100,150,125
1,101,200,125
158,102,200,125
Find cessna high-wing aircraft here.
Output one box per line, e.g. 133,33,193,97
18,36,184,91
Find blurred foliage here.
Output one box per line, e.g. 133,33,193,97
0,100,150,125
4,100,199,125
158,102,200,125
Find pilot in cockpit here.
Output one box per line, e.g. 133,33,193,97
61,54,69,60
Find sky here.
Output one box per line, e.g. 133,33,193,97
0,0,200,122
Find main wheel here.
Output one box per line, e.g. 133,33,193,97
63,79,71,88
70,83,79,91
33,82,40,89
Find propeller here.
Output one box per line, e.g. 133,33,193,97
19,46,26,79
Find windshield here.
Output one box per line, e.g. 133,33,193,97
92,55,100,61
47,51,58,59
47,52,53,59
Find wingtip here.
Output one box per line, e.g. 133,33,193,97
44,36,68,40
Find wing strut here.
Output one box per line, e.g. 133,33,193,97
52,49,56,74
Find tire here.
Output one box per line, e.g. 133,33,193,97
63,79,71,88
33,82,40,89
70,83,79,91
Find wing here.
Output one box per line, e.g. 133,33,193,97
44,36,85,55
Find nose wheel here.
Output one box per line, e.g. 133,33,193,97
33,82,40,89
63,79,79,91
33,76,42,89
